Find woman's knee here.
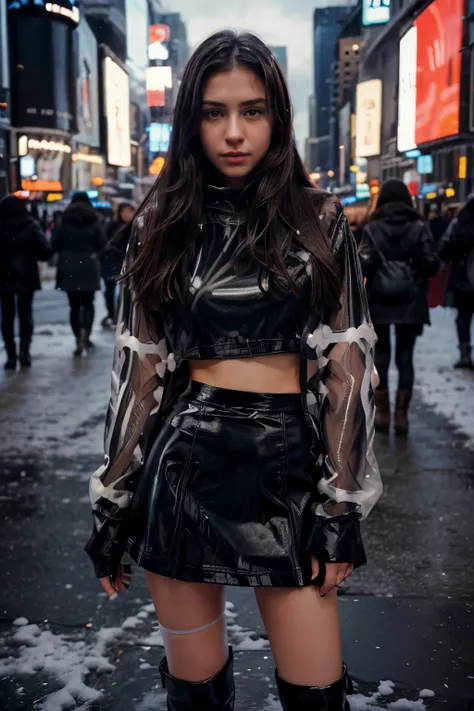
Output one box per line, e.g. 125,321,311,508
255,586,343,687
145,572,228,681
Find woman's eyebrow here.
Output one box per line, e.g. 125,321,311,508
202,98,267,107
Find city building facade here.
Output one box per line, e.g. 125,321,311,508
309,1,356,180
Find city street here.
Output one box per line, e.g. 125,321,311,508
0,285,473,711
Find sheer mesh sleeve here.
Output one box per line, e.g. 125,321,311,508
305,210,382,565
85,231,170,577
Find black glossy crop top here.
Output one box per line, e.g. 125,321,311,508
161,184,313,360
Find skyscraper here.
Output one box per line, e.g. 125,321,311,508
311,2,356,173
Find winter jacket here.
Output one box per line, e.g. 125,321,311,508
359,202,439,326
52,203,105,292
84,192,383,579
0,215,51,292
101,220,131,281
438,204,474,295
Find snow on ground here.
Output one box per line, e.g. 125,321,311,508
0,600,436,710
414,307,474,448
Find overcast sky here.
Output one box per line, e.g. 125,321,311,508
164,0,356,153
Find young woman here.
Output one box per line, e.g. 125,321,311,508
359,179,439,435
85,31,382,711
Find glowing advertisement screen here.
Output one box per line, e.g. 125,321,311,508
397,26,417,153
149,123,171,153
415,0,463,144
355,79,382,159
146,66,172,107
7,0,80,27
104,57,131,168
362,0,390,27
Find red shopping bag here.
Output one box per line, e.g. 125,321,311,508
427,265,451,308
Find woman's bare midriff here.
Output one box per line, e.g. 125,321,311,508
189,352,301,393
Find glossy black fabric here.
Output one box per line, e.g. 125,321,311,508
159,647,235,710
359,202,439,325
161,185,311,361
85,187,381,582
127,381,330,587
276,665,352,710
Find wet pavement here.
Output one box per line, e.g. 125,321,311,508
0,286,473,710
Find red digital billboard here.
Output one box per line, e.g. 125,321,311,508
415,0,463,144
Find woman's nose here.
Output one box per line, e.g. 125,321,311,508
225,115,244,144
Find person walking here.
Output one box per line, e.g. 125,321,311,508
100,202,134,328
85,31,382,711
52,192,104,356
359,179,439,435
0,195,51,370
438,196,474,369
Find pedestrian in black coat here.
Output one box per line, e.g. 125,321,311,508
100,202,134,328
51,192,105,356
0,195,51,370
359,179,439,435
438,196,474,369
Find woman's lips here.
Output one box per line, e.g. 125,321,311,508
222,154,249,165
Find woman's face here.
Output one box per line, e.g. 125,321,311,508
200,65,273,187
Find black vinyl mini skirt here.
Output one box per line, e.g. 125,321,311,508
127,381,322,587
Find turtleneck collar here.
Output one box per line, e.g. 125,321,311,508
203,181,257,223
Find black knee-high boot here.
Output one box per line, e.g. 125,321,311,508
276,664,353,710
159,647,235,710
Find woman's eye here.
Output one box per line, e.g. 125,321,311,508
245,108,264,118
204,110,222,120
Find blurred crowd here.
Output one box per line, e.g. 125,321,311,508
0,182,473,438
0,191,135,368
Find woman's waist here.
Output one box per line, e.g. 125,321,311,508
188,352,301,395
180,379,304,413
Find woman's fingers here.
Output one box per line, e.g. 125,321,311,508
319,563,354,596
319,565,339,597
99,576,117,598
99,564,133,598
336,564,348,587
344,563,354,580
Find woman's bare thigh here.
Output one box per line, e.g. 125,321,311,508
255,586,343,687
145,571,228,681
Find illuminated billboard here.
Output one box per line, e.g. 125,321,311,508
149,123,172,153
397,26,417,153
7,0,80,27
149,24,171,61
104,57,131,167
146,66,172,107
355,79,382,158
362,0,390,27
415,0,463,144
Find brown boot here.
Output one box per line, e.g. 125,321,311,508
395,389,412,436
454,344,473,370
73,329,87,357
374,389,390,433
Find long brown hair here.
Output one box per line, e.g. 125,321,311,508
127,30,340,309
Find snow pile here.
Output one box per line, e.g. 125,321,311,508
415,307,474,447
0,618,121,710
224,601,270,652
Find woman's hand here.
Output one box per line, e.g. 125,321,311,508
311,558,354,597
99,564,132,599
